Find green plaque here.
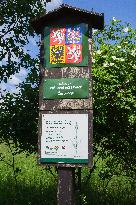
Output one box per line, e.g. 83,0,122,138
43,78,89,99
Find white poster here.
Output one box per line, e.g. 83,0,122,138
41,114,88,163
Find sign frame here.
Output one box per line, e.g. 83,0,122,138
31,3,104,203
38,110,93,168
38,25,93,168
39,69,93,111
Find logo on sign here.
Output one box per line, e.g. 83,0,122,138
50,26,82,64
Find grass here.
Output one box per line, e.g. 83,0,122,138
0,142,136,205
0,143,57,205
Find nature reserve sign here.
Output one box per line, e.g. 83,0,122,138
43,78,89,99
40,114,88,164
32,3,104,204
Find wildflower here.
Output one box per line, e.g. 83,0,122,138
92,58,95,63
131,49,136,57
123,27,129,33
96,50,101,55
112,56,117,60
92,29,97,34
119,58,125,62
103,62,109,67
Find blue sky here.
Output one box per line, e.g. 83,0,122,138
47,0,136,28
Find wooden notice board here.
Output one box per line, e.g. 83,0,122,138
38,22,93,167
31,3,104,204
39,110,93,167
41,113,88,164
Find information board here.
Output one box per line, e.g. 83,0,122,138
40,114,88,164
43,78,89,99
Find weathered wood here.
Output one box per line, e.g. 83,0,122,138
76,167,82,205
31,4,104,34
31,3,104,204
38,27,93,167
39,33,93,111
57,168,75,205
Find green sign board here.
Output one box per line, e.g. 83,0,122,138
43,78,89,99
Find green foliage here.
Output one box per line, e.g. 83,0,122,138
92,19,136,174
81,153,136,205
0,0,136,186
0,143,136,205
0,142,57,205
0,0,44,81
0,82,39,151
0,0,42,151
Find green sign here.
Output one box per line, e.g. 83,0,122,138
43,78,89,99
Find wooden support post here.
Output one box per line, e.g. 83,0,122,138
77,168,81,192
77,167,81,202
31,4,104,205
57,168,75,205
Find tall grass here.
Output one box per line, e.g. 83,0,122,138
0,143,57,205
0,142,136,205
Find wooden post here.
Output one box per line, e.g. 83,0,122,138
77,168,81,198
31,4,104,205
57,168,75,205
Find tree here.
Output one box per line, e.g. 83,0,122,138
93,19,136,175
0,0,45,81
0,0,45,150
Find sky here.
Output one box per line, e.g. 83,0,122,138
1,0,136,97
47,0,136,28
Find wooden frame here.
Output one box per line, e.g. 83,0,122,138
38,110,93,168
38,24,93,168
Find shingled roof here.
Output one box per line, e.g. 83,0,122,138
31,3,104,34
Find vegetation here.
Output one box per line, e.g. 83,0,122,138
0,142,136,205
0,0,136,204
0,143,57,205
0,0,42,151
93,19,136,177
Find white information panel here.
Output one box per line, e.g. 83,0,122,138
41,114,88,164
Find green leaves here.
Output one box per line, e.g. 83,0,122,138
0,0,136,175
93,20,136,174
0,0,44,80
0,0,43,151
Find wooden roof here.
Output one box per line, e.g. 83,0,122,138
31,4,104,33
